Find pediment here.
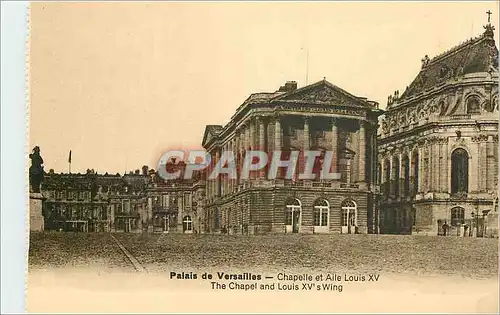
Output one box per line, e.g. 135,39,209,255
273,80,369,107
202,125,222,147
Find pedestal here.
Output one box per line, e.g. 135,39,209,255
29,192,44,232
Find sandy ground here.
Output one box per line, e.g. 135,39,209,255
26,267,498,313
27,233,499,313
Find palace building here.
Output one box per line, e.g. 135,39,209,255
38,21,498,238
377,23,499,237
202,79,383,235
41,165,206,234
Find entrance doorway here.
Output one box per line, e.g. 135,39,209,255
341,199,357,234
285,198,302,233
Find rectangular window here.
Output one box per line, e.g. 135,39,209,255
124,200,131,213
162,194,169,207
451,208,465,227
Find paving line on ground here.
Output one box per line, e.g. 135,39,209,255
110,234,147,273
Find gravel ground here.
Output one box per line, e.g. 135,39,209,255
113,233,499,278
29,232,132,271
29,232,498,278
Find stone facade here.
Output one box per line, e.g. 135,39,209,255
39,25,498,238
202,79,383,234
377,24,499,237
41,167,205,234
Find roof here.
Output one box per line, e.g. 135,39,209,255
398,24,498,102
270,79,376,108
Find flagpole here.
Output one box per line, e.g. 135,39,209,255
68,150,72,174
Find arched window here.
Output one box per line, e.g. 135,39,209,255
285,198,301,233
450,207,465,227
402,155,410,196
341,199,357,227
384,159,391,196
466,97,481,114
183,215,193,232
313,199,329,227
451,148,469,194
392,157,400,196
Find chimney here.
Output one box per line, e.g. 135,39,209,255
278,81,298,93
284,81,297,92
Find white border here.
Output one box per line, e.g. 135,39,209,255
1,1,29,313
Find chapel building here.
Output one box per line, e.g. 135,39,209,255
377,23,499,237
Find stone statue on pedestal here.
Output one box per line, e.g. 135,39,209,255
29,146,44,193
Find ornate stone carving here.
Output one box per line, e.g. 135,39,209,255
471,134,489,142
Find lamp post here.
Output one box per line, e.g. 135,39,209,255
471,211,479,237
482,209,490,238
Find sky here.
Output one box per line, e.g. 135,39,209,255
29,1,499,174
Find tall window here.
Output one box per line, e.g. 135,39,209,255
313,199,329,226
402,155,410,196
384,159,391,196
392,157,400,196
450,207,465,227
183,215,192,232
285,198,301,225
341,199,357,226
162,194,169,207
184,193,191,208
412,151,419,194
451,148,469,194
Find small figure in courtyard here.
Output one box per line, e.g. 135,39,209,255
442,221,450,236
29,146,44,193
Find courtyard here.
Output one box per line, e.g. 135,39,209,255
28,232,498,279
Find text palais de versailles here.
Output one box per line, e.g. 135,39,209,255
35,21,499,238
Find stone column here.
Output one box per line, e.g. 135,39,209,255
302,116,310,177
408,148,414,195
249,119,255,150
433,142,440,192
215,150,220,196
275,116,282,151
399,152,404,196
224,143,228,195
417,145,424,193
389,155,394,196
147,197,153,232
358,121,366,182
479,139,487,192
245,123,250,150
235,133,240,187
258,117,266,179
439,140,446,192
331,118,338,174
